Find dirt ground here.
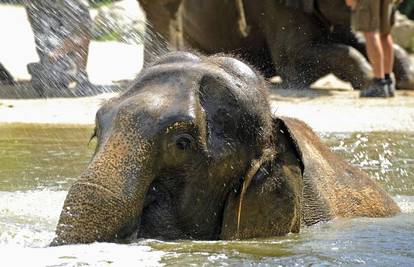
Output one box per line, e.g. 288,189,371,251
269,87,414,132
1,4,413,133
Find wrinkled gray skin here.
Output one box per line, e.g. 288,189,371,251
52,52,399,245
139,0,414,90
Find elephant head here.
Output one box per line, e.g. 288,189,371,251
51,52,304,245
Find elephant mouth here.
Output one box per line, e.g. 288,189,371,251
117,188,158,241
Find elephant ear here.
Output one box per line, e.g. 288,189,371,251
220,117,304,239
277,117,400,224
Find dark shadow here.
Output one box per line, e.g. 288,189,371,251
0,63,15,85
269,83,337,100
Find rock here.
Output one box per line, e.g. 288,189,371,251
392,12,414,51
92,0,146,45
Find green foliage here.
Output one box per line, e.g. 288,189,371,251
89,0,116,8
399,1,414,20
94,30,122,42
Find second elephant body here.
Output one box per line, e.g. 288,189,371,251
139,0,414,90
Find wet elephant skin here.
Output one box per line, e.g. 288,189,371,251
52,52,399,245
138,0,414,90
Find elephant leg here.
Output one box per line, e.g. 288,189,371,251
138,0,183,65
332,28,414,90
323,44,372,90
330,26,367,55
277,59,322,89
281,44,372,90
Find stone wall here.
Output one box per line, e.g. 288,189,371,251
392,12,414,52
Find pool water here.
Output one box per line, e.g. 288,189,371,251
0,125,413,266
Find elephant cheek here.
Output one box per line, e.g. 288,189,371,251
51,182,142,245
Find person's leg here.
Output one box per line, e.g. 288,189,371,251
360,31,388,97
73,37,90,73
380,0,397,96
354,0,389,97
380,33,394,75
363,32,384,79
381,33,396,96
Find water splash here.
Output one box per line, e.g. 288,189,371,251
2,0,172,99
1,243,165,267
394,195,414,213
0,127,413,267
323,132,414,195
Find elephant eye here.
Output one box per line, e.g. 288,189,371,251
174,134,195,151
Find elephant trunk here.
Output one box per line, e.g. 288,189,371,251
51,132,154,245
51,182,138,245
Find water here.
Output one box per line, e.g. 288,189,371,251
322,132,414,195
0,125,413,266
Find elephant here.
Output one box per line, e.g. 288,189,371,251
51,52,399,245
137,0,414,90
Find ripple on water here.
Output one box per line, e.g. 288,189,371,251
0,128,413,265
0,189,66,247
1,243,165,267
322,132,414,195
0,189,166,266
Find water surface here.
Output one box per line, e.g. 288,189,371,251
1,125,413,266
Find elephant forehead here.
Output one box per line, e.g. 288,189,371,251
100,82,202,139
97,57,269,137
209,56,260,85
138,62,241,87
136,61,264,104
120,85,202,127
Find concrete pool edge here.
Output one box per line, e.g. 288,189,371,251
1,90,414,133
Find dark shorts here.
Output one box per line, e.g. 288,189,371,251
351,0,396,34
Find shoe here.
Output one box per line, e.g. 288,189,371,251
385,75,396,97
73,71,96,96
73,82,96,97
360,79,389,98
28,62,74,97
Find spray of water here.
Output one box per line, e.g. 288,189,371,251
1,0,172,100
